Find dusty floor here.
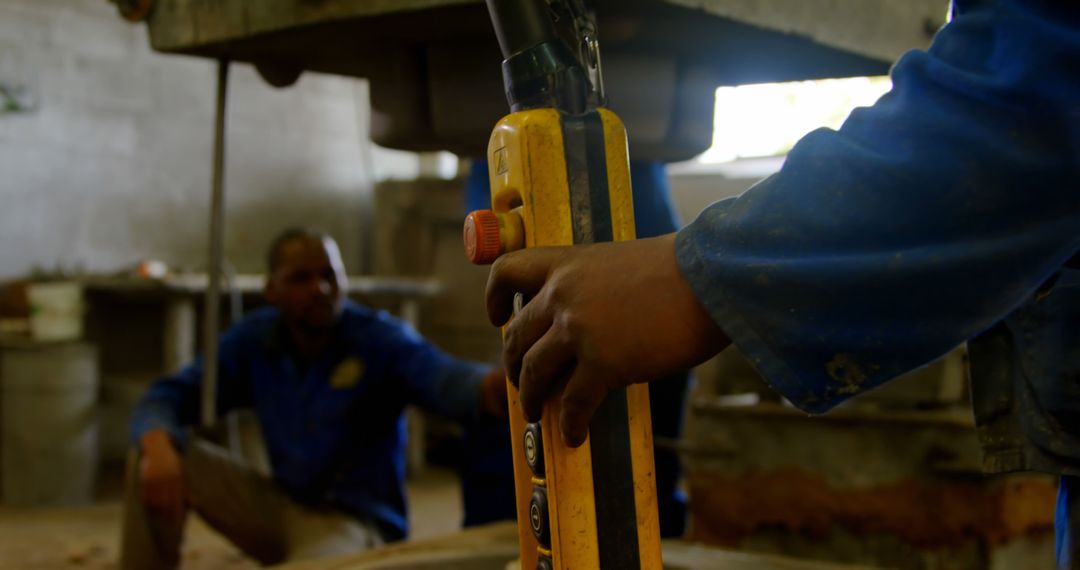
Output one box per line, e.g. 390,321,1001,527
0,467,463,570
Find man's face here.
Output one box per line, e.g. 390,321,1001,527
265,236,347,331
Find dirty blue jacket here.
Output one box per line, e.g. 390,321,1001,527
129,301,490,541
675,0,1079,560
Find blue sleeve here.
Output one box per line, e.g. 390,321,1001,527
129,326,253,447
675,0,1080,413
381,315,491,423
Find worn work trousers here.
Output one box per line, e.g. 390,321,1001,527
119,438,383,570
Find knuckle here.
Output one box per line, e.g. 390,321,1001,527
545,273,567,302
520,355,542,385
558,310,583,337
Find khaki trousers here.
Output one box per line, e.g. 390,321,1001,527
119,438,383,569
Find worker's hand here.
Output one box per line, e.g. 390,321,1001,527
487,233,729,447
480,368,510,419
138,429,186,522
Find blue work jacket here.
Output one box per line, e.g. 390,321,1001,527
677,0,1078,451
130,301,490,541
675,0,1078,563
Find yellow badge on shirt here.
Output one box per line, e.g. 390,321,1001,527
330,357,364,389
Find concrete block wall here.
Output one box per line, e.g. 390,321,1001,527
667,167,768,226
373,177,501,366
0,0,378,278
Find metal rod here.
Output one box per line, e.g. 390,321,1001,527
485,0,558,59
201,58,229,429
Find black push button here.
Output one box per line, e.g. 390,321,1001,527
524,423,544,475
537,555,554,570
529,486,551,546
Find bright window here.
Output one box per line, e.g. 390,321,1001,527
699,76,893,164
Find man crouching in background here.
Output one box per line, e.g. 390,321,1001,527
121,228,506,569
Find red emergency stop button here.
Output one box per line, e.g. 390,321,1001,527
464,209,524,265
464,210,502,265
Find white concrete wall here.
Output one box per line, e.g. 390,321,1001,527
0,0,379,278
668,160,776,227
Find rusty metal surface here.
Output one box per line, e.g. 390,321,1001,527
682,398,1058,568
687,469,1056,548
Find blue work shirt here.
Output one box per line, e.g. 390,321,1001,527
675,0,1078,563
130,301,490,541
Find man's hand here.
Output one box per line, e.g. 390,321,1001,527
138,429,186,522
486,233,728,447
480,368,510,419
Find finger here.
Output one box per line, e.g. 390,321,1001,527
142,481,166,510
493,375,510,408
558,364,611,448
141,480,158,508
482,374,510,419
144,478,169,510
168,481,186,524
502,293,554,386
149,484,170,513
160,484,178,521
517,328,575,422
487,394,509,419
138,458,156,505
486,248,565,326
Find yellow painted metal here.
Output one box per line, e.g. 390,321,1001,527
627,379,663,568
599,108,637,243
599,108,664,570
488,108,574,249
487,107,662,569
